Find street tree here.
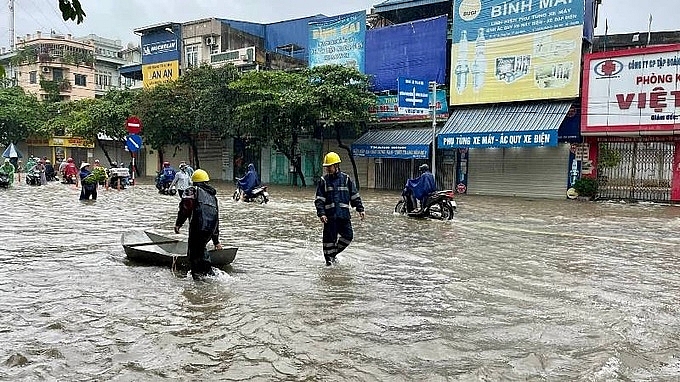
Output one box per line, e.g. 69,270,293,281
230,69,317,186
58,0,85,24
306,65,376,188
0,87,43,146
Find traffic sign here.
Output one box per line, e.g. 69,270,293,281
126,116,142,134
397,77,429,116
125,134,143,153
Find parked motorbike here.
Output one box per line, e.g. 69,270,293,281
0,172,9,188
26,169,42,186
233,185,269,204
395,189,457,220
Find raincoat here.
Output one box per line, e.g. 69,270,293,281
237,164,260,195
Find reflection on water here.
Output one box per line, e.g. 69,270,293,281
1,179,680,380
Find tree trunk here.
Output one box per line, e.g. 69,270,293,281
334,126,360,190
190,139,200,169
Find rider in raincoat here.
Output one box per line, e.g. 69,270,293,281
0,158,15,185
404,164,437,211
237,163,260,200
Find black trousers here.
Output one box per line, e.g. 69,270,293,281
80,183,97,200
187,232,214,279
322,218,353,263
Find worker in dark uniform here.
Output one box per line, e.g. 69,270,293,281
173,169,222,279
314,152,365,266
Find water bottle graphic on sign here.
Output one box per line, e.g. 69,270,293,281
455,30,470,95
471,28,486,92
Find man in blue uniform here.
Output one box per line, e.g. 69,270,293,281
174,169,222,280
314,152,365,266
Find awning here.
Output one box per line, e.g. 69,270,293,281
120,64,142,80
437,101,574,149
352,127,436,159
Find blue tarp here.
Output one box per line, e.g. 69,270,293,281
366,16,448,92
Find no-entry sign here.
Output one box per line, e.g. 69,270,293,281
126,116,142,134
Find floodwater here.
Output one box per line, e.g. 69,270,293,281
2,178,680,381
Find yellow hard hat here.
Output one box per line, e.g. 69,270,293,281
191,169,210,182
323,152,341,166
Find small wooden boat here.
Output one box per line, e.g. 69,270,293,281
121,230,237,268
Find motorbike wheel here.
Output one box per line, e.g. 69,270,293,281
232,189,241,201
439,203,455,220
255,194,267,204
395,200,407,215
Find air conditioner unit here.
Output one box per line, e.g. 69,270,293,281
42,67,50,73
205,36,215,46
240,54,249,61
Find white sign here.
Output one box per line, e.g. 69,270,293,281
583,45,680,134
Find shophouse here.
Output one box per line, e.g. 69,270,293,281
581,31,680,202
435,0,599,199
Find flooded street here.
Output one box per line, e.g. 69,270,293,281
2,179,680,381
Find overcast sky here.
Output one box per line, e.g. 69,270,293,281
0,0,675,49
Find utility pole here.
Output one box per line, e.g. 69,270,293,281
9,0,15,51
429,81,437,180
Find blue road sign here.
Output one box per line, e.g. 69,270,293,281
397,77,429,116
125,134,143,153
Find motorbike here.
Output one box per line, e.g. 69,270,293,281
395,189,457,220
26,169,42,186
233,184,269,204
155,173,176,195
61,173,77,184
108,167,131,189
0,172,9,188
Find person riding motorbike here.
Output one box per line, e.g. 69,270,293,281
237,163,260,201
0,158,15,186
44,160,56,181
62,157,79,184
403,164,437,212
156,161,177,193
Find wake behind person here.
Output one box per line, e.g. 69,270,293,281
173,169,223,280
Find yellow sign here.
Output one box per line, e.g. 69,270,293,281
49,136,95,148
450,26,582,105
143,60,179,88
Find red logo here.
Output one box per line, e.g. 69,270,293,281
594,59,623,77
456,183,467,194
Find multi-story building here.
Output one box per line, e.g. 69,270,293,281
5,31,96,101
75,34,138,96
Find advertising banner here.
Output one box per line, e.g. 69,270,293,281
582,44,680,135
141,30,181,65
352,144,429,159
308,11,366,72
450,0,584,106
143,60,179,88
438,129,557,148
370,90,449,122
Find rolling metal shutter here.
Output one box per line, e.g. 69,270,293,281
467,144,570,199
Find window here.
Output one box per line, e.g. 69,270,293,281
52,68,64,82
185,45,199,68
74,73,87,87
29,71,37,84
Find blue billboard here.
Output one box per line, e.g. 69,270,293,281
141,29,181,65
352,144,429,159
439,129,558,149
308,11,366,72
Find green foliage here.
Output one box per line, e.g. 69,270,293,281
0,87,43,145
83,166,106,184
573,178,598,199
9,47,37,66
58,0,86,24
598,144,622,169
